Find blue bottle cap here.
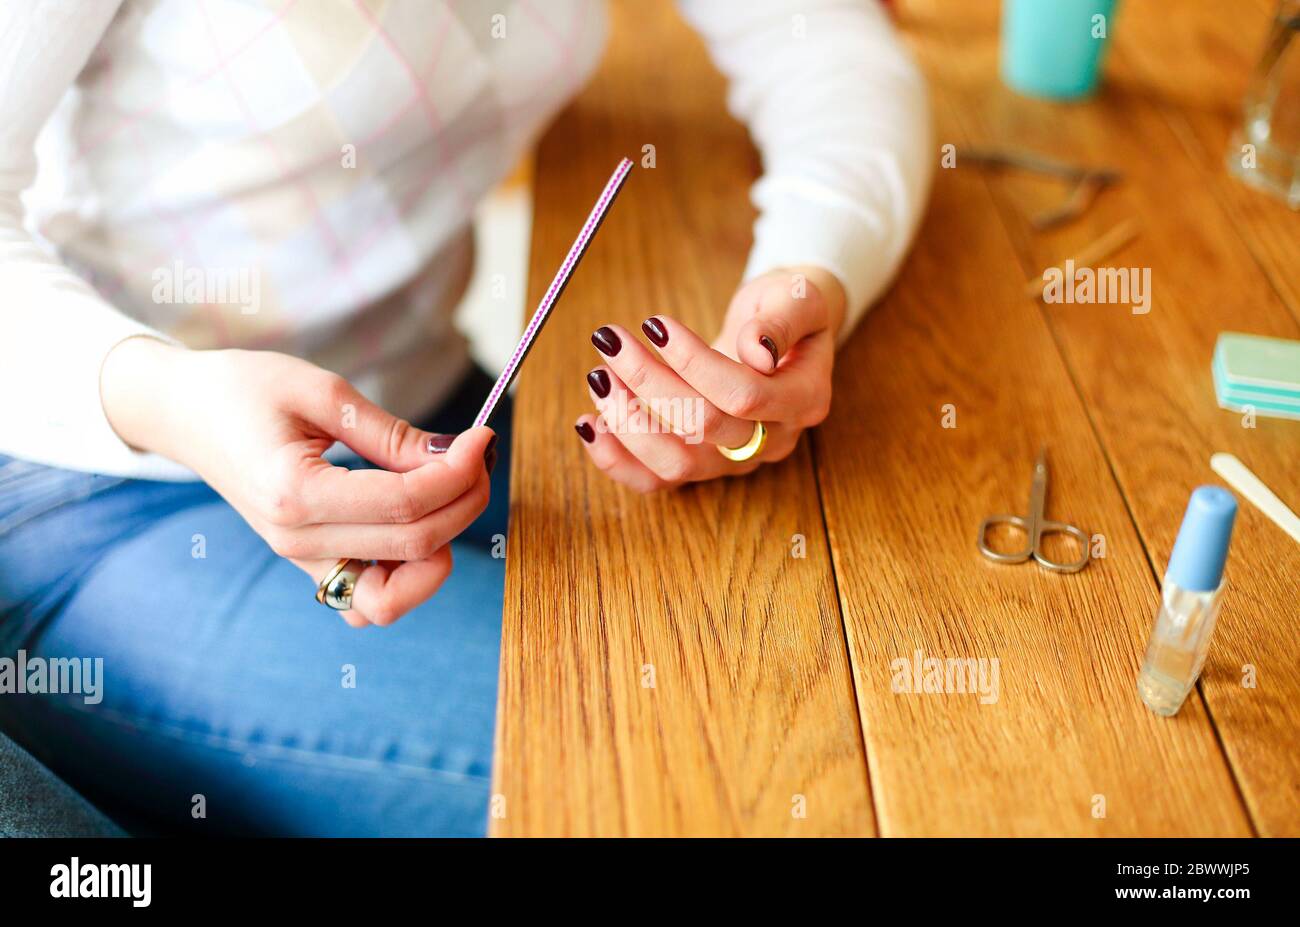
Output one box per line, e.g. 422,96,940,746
1166,486,1237,592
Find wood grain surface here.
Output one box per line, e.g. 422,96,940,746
1115,0,1300,328
492,0,1298,836
902,0,1299,835
489,1,873,837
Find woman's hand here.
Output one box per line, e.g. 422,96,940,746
575,266,846,492
100,338,494,627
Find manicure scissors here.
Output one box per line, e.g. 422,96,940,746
977,448,1091,573
962,148,1122,231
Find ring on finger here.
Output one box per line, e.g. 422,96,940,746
315,558,367,611
716,421,768,462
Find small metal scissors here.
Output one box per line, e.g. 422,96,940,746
977,448,1090,573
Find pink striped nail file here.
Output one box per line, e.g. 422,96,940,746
474,157,634,428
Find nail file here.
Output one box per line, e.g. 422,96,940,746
1211,331,1300,421
474,157,634,428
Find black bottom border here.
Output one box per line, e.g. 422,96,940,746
3,835,1287,913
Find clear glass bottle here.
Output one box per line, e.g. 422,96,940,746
1136,487,1237,717
1228,0,1300,208
1137,583,1226,716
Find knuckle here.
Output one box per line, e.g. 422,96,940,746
265,528,303,559
387,491,420,524
257,453,308,526
367,599,401,627
259,481,304,527
805,409,828,429
384,418,414,462
443,454,480,492
623,359,652,394
722,382,765,419
653,453,692,484
673,348,698,381
320,372,353,409
803,399,831,427
699,403,728,437
472,476,492,512
432,545,454,579
398,528,438,562
768,439,797,462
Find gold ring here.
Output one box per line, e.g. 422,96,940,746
315,558,365,611
717,421,768,462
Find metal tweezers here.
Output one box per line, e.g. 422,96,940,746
963,148,1122,231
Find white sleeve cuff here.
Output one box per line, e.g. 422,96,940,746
741,147,929,345
4,282,194,480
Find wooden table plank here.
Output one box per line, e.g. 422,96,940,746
809,4,1252,837
1111,0,1300,326
901,0,1300,835
490,2,874,837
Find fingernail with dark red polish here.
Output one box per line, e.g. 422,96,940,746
642,317,669,347
427,434,455,454
484,448,498,475
575,421,596,443
587,368,611,398
591,326,622,357
760,335,779,368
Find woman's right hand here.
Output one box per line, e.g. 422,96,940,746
100,337,495,628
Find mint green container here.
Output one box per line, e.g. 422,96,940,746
1001,0,1118,100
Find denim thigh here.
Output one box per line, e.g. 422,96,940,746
0,377,511,837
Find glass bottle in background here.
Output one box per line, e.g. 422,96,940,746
1229,0,1300,208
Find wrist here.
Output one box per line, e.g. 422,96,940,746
100,336,191,458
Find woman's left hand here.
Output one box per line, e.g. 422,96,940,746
576,265,846,492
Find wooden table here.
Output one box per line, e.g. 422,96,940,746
490,0,1300,837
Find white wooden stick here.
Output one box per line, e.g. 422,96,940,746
1210,452,1300,545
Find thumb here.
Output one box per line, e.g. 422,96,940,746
308,377,443,472
735,272,831,374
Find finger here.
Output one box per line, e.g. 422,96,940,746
326,603,370,627
297,557,380,627
282,427,494,526
573,414,666,493
576,409,794,488
638,315,813,422
272,469,490,561
350,546,454,626
735,275,830,373
301,374,445,472
611,319,752,444
588,367,731,484
588,327,752,447
755,421,804,464
773,332,835,428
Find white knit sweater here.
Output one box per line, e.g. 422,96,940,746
0,0,931,479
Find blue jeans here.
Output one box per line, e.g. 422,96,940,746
0,369,510,837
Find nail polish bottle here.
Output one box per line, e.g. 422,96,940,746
1137,486,1237,717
